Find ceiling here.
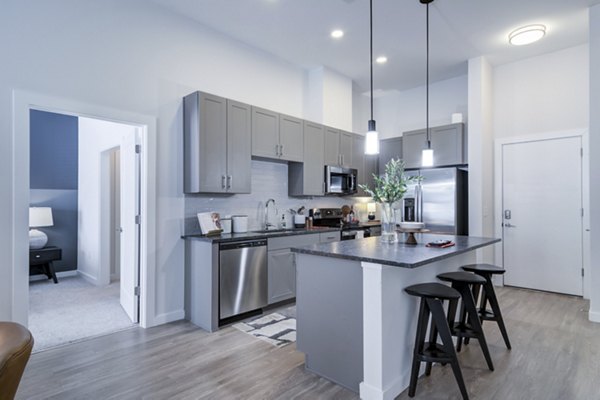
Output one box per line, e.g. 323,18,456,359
151,0,599,92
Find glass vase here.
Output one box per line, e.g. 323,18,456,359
379,202,397,243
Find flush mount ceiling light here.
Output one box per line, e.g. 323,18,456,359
376,56,388,64
509,24,546,46
365,0,380,155
331,29,344,39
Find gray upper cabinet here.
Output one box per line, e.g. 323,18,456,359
226,100,252,193
289,121,325,196
324,127,340,165
340,131,353,167
430,123,465,166
352,134,367,196
365,155,379,190
184,91,228,194
252,107,280,159
402,123,466,169
324,127,353,167
379,137,403,172
279,114,304,162
402,129,427,169
252,107,305,162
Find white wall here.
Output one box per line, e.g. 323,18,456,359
491,43,591,297
304,66,353,131
78,117,135,286
493,44,589,138
0,0,310,323
589,5,600,322
374,75,468,139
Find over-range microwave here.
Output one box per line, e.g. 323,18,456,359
325,165,357,195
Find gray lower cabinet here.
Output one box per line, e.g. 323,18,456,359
324,127,352,167
267,233,321,305
252,106,280,159
379,137,403,172
289,121,325,196
268,249,296,304
183,92,250,194
402,123,465,169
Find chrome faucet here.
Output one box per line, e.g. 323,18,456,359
265,199,276,230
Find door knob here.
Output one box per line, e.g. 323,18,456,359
504,222,516,228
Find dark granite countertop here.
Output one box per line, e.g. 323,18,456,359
182,226,341,243
291,234,500,268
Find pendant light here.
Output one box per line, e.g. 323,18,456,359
365,0,380,155
421,0,434,167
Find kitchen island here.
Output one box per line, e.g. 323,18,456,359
291,234,500,400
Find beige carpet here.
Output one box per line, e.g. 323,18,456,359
29,275,136,352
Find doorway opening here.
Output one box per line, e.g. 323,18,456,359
28,111,142,351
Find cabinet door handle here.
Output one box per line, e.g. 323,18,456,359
341,154,344,165
221,175,226,189
227,175,232,190
280,144,284,157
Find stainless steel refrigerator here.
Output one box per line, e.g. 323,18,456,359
403,167,468,235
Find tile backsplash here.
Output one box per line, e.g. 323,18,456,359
184,159,373,235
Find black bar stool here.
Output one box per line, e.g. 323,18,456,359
405,282,469,400
437,272,494,372
462,263,512,349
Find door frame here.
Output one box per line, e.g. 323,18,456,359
12,90,157,328
494,129,589,298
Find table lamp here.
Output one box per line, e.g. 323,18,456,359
367,203,376,221
29,207,53,249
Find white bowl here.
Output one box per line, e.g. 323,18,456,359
399,222,425,230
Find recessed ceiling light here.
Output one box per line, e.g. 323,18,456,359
509,24,546,46
331,30,344,39
376,56,388,64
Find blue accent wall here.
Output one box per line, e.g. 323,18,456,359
30,110,78,272
30,110,78,190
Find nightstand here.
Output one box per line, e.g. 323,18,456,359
29,246,62,284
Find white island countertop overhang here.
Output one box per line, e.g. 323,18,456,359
291,234,500,400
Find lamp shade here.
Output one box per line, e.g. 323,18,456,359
421,148,434,167
29,207,54,228
367,202,377,213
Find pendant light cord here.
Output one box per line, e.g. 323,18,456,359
370,0,374,121
426,1,430,149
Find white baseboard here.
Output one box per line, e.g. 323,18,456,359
152,310,185,327
589,310,600,323
360,377,406,400
29,270,78,282
78,270,98,285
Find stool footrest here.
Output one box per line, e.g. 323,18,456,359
418,342,454,363
479,309,496,320
452,322,479,338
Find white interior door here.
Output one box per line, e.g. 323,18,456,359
502,136,583,296
119,131,140,322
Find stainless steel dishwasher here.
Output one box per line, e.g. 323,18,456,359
219,239,268,319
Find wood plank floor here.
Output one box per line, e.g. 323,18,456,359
17,287,600,400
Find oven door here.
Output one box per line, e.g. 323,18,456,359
326,166,357,195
